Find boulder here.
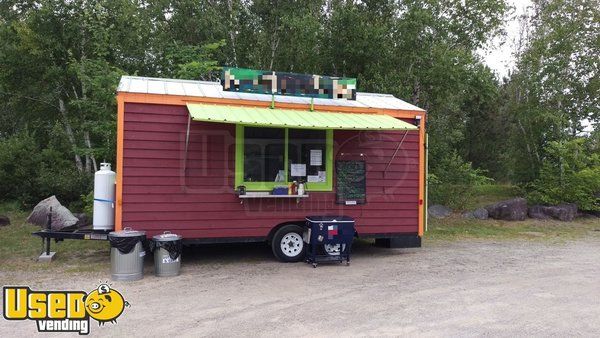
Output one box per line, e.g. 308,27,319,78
462,211,475,219
462,208,489,220
428,205,452,219
26,196,78,231
528,205,552,220
73,213,89,229
529,204,577,222
0,215,10,227
473,208,489,220
485,198,527,221
550,203,577,221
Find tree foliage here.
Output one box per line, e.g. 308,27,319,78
527,138,600,211
501,0,599,182
0,0,597,209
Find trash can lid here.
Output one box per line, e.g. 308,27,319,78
153,231,182,242
109,227,146,238
305,215,354,223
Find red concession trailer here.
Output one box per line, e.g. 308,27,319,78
115,74,427,261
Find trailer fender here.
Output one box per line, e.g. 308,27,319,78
266,221,305,244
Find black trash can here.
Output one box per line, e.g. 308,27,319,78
305,216,355,268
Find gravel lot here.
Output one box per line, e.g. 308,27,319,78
2,234,600,337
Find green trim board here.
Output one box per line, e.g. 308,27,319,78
187,103,418,131
235,125,333,191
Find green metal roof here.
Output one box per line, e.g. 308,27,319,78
186,103,418,130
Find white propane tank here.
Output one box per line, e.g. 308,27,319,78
93,163,116,231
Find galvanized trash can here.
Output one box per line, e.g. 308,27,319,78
108,228,146,281
152,231,182,277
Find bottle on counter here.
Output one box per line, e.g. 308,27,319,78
298,181,305,196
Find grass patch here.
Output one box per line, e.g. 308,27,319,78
0,202,109,273
426,215,600,242
428,184,600,242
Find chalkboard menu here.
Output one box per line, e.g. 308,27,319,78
336,160,366,204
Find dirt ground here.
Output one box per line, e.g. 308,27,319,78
2,234,600,337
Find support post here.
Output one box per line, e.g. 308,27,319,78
45,207,52,255
38,207,56,262
183,115,191,177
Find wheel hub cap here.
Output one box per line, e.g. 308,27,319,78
280,233,303,257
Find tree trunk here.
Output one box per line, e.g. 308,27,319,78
226,0,238,67
269,16,280,70
84,130,97,172
58,98,83,172
411,79,421,106
517,118,540,167
269,36,280,70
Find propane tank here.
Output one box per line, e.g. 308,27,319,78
93,163,116,231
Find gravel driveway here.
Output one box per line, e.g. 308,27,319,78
2,234,600,337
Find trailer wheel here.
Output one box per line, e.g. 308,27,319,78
272,224,305,262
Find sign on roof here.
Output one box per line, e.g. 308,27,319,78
221,68,357,100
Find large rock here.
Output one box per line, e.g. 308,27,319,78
462,208,489,220
473,208,489,220
73,213,89,229
0,215,10,227
462,211,475,219
528,205,551,220
485,198,527,221
528,203,577,222
428,205,452,219
552,203,578,221
26,196,78,231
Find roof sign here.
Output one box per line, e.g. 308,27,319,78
221,68,357,100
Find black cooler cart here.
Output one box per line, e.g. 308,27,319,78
304,216,355,268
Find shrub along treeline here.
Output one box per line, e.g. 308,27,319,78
0,0,598,211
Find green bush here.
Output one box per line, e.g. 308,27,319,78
81,191,94,219
527,138,600,211
0,133,41,206
429,151,493,210
0,132,92,209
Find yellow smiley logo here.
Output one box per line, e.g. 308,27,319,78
84,284,129,325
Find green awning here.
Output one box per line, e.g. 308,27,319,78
186,103,418,130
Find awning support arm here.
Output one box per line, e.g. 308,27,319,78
183,115,191,176
384,130,409,172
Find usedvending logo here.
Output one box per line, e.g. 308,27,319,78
3,283,129,335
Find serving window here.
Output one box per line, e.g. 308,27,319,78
243,127,285,183
235,125,333,191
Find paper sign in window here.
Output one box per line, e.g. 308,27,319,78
310,149,323,166
290,164,306,177
307,170,326,182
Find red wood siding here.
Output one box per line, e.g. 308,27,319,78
121,103,420,239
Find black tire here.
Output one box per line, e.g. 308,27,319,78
271,224,306,262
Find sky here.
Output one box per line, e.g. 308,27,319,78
480,0,532,79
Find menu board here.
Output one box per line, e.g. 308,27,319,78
335,160,366,204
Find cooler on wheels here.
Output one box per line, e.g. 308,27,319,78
305,216,355,268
